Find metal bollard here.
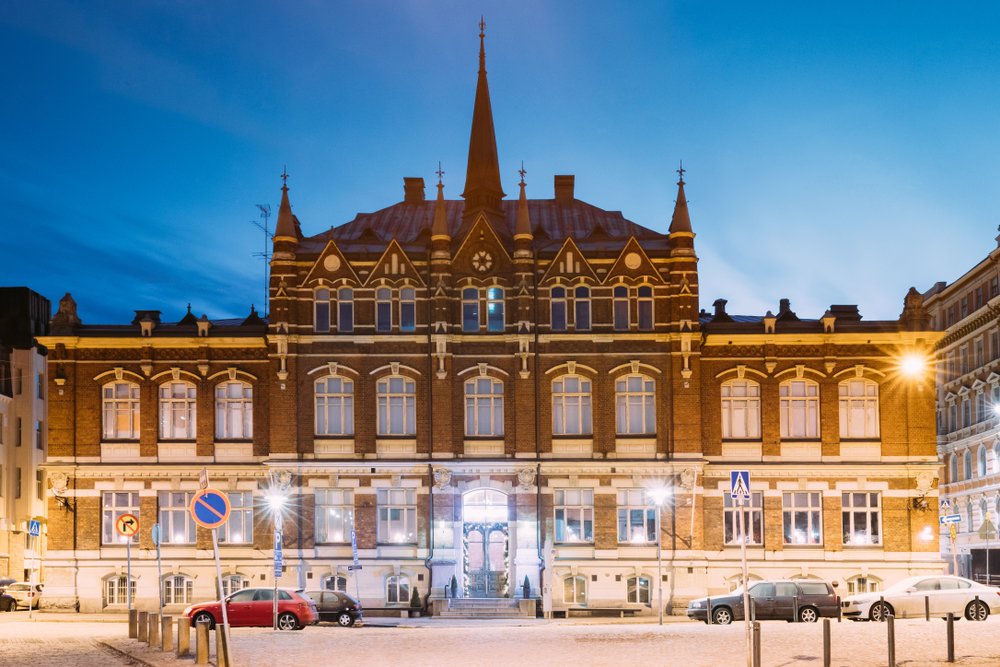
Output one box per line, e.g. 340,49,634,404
706,596,712,625
148,613,160,647
177,616,191,658
128,609,138,639
822,618,831,667
161,615,173,652
946,612,955,662
887,612,896,667
752,620,761,667
195,619,210,665
793,596,799,622
215,623,231,667
925,595,930,621
137,611,148,643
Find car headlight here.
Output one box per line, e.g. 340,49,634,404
690,601,703,608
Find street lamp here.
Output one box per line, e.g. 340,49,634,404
647,486,671,626
264,489,288,630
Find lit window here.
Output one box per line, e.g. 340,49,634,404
215,381,253,440
486,287,504,332
376,287,392,332
779,379,819,439
386,575,410,604
617,489,656,544
102,492,140,544
550,287,567,331
613,285,629,330
376,376,416,436
400,287,416,332
337,288,354,333
159,381,197,440
316,489,354,544
219,492,253,544
464,377,504,437
102,382,140,440
462,288,479,332
564,575,587,605
377,489,416,544
315,376,354,436
463,489,508,522
637,285,653,331
782,492,822,545
554,489,594,543
842,492,881,545
724,492,763,545
615,375,655,435
627,576,650,605
158,491,196,544
574,286,591,330
838,379,879,438
722,379,761,439
163,575,194,605
314,288,331,333
552,375,592,436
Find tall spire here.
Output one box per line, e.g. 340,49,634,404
514,162,532,240
462,18,505,216
431,162,450,241
274,165,297,241
668,161,692,234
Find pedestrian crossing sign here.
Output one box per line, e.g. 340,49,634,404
730,470,751,501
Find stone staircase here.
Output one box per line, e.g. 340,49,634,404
432,597,536,619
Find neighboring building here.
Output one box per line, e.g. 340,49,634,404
0,287,50,582
926,230,1000,581
39,28,942,615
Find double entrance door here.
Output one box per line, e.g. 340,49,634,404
464,522,508,598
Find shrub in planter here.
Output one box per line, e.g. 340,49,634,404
522,575,531,599
450,575,458,598
410,587,422,608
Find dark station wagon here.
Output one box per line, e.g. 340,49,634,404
687,580,839,624
302,590,362,627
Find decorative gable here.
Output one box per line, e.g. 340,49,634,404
301,240,360,287
365,239,425,286
603,236,665,285
452,214,513,279
539,237,598,284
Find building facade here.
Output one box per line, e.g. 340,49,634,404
40,30,942,615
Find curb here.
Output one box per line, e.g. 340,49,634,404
97,640,161,667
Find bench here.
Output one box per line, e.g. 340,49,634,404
357,607,422,618
555,604,645,618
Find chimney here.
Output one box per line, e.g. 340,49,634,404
554,175,575,205
403,177,426,204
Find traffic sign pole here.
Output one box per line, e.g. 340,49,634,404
153,523,163,617
351,528,364,623
127,539,132,613
731,470,752,667
273,526,282,631
190,479,232,667
115,513,140,613
950,524,959,576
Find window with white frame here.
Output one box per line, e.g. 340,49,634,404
376,376,416,436
615,374,655,435
158,491,196,544
222,575,250,597
574,286,591,330
464,377,504,436
842,492,881,545
550,286,567,331
486,286,504,332
782,492,822,545
462,287,479,332
159,381,197,440
324,575,348,592
376,287,392,332
215,381,253,440
721,379,761,439
163,575,194,605
104,575,136,606
617,489,657,544
846,575,881,595
779,379,819,439
314,288,331,333
316,489,354,544
315,376,354,436
613,285,629,330
400,287,416,332
218,492,253,544
627,576,650,605
564,575,587,604
552,375,592,436
839,378,879,438
377,488,416,543
724,492,763,545
554,488,594,543
102,492,140,544
386,575,410,604
338,287,354,333
102,381,140,440
637,285,654,331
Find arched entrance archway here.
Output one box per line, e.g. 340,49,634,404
463,489,509,598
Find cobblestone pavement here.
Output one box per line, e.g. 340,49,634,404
0,619,135,667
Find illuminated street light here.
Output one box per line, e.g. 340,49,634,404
899,353,927,378
264,487,289,630
647,485,671,626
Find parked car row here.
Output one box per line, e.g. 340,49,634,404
181,588,361,630
0,582,43,611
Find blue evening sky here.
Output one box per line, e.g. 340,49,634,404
2,1,998,324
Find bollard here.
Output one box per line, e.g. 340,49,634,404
215,623,231,667
706,596,712,625
837,596,842,623
752,620,761,667
793,596,799,623
946,612,955,662
148,613,160,648
137,611,149,643
925,596,930,621
128,609,138,639
195,619,210,665
822,618,831,667
887,612,896,667
161,615,173,652
177,616,191,658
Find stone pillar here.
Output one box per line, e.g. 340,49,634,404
137,611,148,643
161,615,173,651
177,616,191,657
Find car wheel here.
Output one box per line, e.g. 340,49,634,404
868,602,893,622
277,612,299,631
965,600,990,622
0,599,12,612
798,607,819,623
712,607,733,625
337,612,355,627
193,611,215,630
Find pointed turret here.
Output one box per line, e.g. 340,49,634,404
462,18,505,218
668,162,696,258
273,167,298,260
514,163,533,259
431,163,450,242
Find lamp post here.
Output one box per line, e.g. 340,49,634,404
265,490,288,631
648,487,671,626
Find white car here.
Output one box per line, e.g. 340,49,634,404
3,582,43,610
842,575,1000,621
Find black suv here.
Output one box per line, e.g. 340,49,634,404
302,590,362,627
687,580,839,624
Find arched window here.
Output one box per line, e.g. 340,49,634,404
845,575,882,595
721,379,761,439
965,450,974,480
980,446,989,477
463,488,509,522
465,377,504,437
102,381,140,440
839,378,879,438
779,379,819,439
626,576,650,605
563,575,587,605
399,287,416,332
615,374,655,435
163,574,194,605
486,286,504,332
377,376,416,435
215,381,252,440
462,287,479,332
574,286,591,330
950,453,959,484
552,375,592,435
637,285,654,331
550,287,567,331
103,575,136,607
222,575,250,597
324,575,348,592
968,499,975,531
386,575,410,604
376,287,392,332
159,381,196,440
337,287,354,333
314,288,331,333
613,285,629,330
315,376,354,436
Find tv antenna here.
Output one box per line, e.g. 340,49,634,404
252,204,273,316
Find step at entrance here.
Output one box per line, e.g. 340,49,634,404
434,598,536,618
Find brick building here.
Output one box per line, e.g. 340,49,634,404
39,28,942,615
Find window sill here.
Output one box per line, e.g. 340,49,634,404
551,438,593,458
464,440,503,457
376,439,417,457
313,438,355,457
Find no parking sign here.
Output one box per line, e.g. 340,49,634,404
189,488,231,529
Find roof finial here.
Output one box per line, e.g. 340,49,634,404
281,164,289,191
518,161,526,186
677,160,685,185
479,17,486,73
436,161,445,186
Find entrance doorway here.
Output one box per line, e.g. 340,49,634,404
462,489,509,598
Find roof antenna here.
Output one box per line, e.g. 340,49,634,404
252,203,273,317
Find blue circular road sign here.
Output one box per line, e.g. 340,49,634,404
189,488,231,529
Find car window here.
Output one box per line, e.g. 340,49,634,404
775,583,798,597
797,583,830,595
749,583,774,598
955,579,972,589
230,590,256,603
254,590,274,602
278,590,293,600
938,579,961,591
914,579,939,591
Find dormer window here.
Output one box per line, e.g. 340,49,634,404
314,288,331,333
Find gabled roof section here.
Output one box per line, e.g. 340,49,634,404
300,239,361,287
364,239,425,287
539,237,599,284
452,213,514,276
603,236,666,285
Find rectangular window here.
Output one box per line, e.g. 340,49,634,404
554,489,594,543
314,288,331,333
963,400,972,428
102,491,140,544
399,287,416,332
574,287,591,330
337,288,354,333
992,331,1000,361
842,492,881,545
993,277,999,299
377,489,416,544
976,287,984,309
316,489,354,543
550,288,567,331
961,297,969,319
617,489,656,544
37,373,44,399
14,467,21,499
976,338,985,369
35,470,43,500
158,491,196,544
782,492,822,545
724,492,763,545
779,381,819,439
35,420,43,450
613,287,629,331
462,288,479,332
219,492,253,544
376,288,392,332
486,287,504,332
15,417,21,447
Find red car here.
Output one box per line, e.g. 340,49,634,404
183,588,318,631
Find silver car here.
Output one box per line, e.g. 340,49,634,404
842,575,1000,621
